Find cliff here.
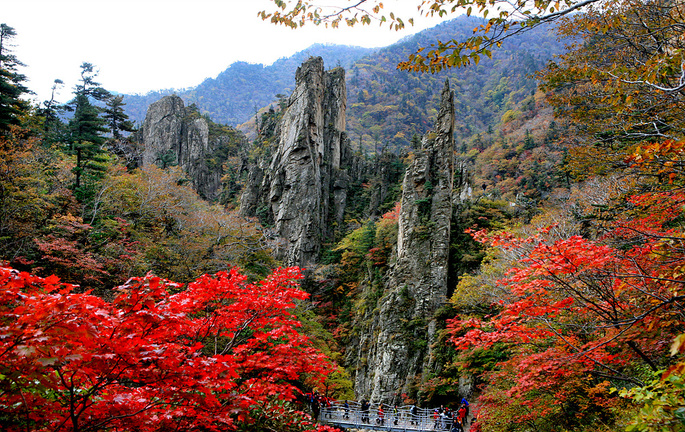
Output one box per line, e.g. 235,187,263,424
348,80,457,403
240,57,358,269
138,95,246,201
137,62,462,404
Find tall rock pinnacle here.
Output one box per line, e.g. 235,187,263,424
240,57,354,269
350,79,456,403
138,95,244,201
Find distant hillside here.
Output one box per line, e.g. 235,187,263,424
123,17,566,150
122,44,375,126
344,16,565,150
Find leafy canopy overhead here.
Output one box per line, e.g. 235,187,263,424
260,0,602,71
539,0,685,149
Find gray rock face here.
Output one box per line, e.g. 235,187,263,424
350,80,456,403
240,57,355,269
138,95,226,200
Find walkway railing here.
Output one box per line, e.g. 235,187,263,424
318,401,464,431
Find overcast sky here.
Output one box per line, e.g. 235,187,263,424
3,0,454,104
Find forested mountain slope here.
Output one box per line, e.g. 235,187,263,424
3,0,685,430
122,44,375,126
344,16,564,151
122,16,565,151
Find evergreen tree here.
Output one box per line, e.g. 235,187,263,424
523,129,535,150
103,94,134,139
410,133,421,150
0,23,30,133
44,79,63,124
37,78,67,143
68,63,110,196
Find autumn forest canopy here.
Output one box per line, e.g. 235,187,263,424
1,0,685,431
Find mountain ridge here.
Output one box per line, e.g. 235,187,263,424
122,43,376,126
122,16,566,146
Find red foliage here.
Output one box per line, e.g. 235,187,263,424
0,266,334,431
451,188,685,428
34,234,110,282
381,202,401,220
366,247,388,266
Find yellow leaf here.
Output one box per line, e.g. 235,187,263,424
671,334,685,356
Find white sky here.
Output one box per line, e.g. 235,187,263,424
3,0,454,104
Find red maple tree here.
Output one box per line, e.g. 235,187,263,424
450,184,685,430
0,266,339,432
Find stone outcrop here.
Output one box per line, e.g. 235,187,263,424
139,62,462,404
240,57,356,269
138,95,241,201
349,80,456,403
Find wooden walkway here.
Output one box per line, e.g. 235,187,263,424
318,401,469,432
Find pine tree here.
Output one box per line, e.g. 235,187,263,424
68,63,110,196
0,23,30,133
103,94,134,139
36,78,68,144
410,133,421,150
43,79,63,128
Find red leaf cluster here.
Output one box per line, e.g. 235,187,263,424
451,188,685,427
0,266,335,431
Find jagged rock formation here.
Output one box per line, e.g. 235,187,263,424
349,80,456,403
138,95,245,201
240,57,358,269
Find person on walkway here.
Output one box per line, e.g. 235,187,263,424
392,404,399,425
312,397,320,420
361,399,370,423
444,408,452,430
457,404,467,427
461,398,470,424
410,404,418,425
377,404,385,425
343,400,349,420
450,418,464,432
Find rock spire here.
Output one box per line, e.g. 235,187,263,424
138,95,243,201
350,80,456,402
240,57,355,269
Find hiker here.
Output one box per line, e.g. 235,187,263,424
312,398,320,420
361,399,370,423
410,404,418,425
447,409,456,431
443,408,452,430
343,400,349,419
457,404,467,427
461,398,470,424
450,418,464,432
377,404,385,425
